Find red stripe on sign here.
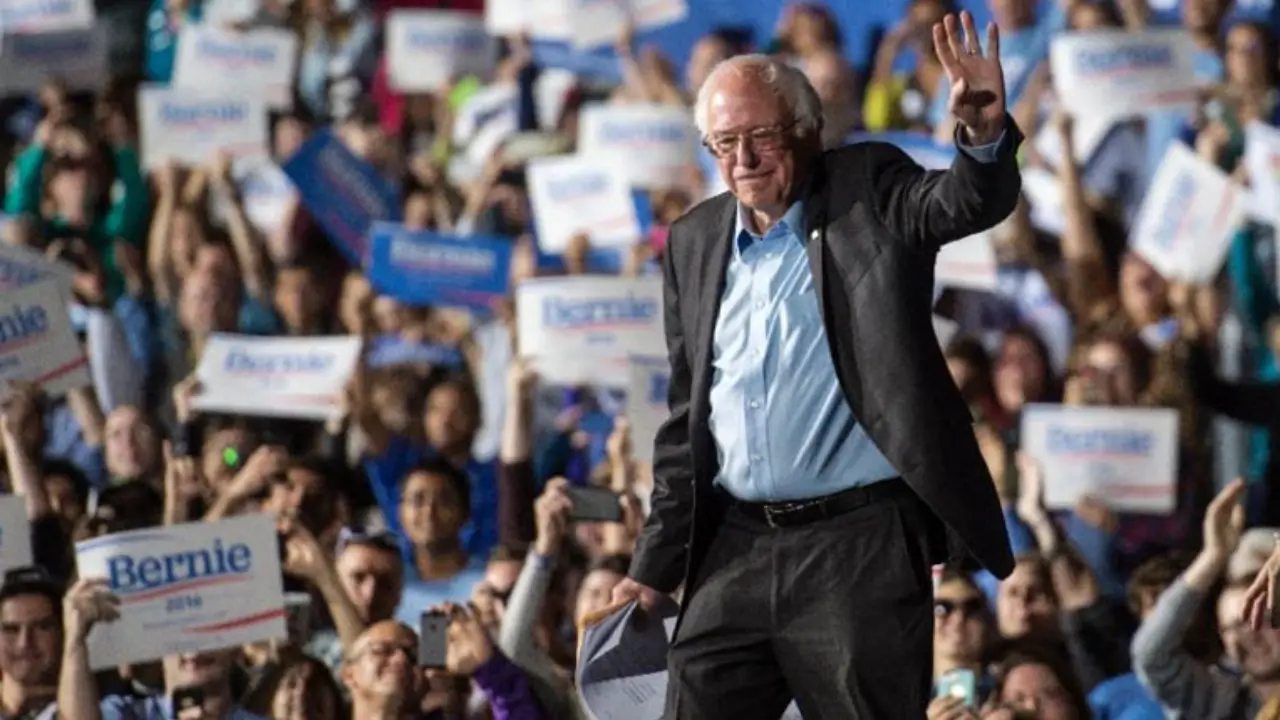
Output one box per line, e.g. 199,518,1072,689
185,608,286,634
34,356,89,385
1212,185,1239,234
122,575,249,604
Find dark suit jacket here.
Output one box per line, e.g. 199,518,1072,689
630,120,1024,598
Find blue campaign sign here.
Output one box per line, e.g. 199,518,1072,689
365,223,512,311
281,130,402,265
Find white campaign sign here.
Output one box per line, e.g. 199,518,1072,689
192,334,363,420
138,86,269,169
570,0,688,49
627,355,668,464
485,0,528,35
516,276,665,387
0,496,33,574
1020,404,1179,514
578,103,697,189
387,11,497,93
528,154,641,252
1050,29,1202,124
517,0,572,40
935,232,998,291
1130,142,1246,283
0,279,88,397
0,0,94,33
75,515,286,669
1245,122,1280,229
209,156,296,239
0,27,107,94
173,26,299,109
0,242,74,292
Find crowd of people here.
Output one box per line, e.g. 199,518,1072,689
0,0,1278,717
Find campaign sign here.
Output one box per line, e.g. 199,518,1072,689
528,154,641,253
1020,404,1179,514
627,355,669,464
846,131,957,170
570,0,689,49
1245,122,1280,229
365,223,512,311
173,26,299,109
138,86,269,169
516,276,664,387
75,515,286,669
511,0,572,39
1130,142,1246,283
1050,29,1202,124
578,103,697,189
191,334,363,420
935,232,998,292
0,280,88,397
387,10,497,92
282,130,403,264
0,27,107,94
0,242,73,292
365,335,465,370
217,157,296,239
0,496,33,574
0,0,94,33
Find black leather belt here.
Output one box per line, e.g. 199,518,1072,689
731,478,909,528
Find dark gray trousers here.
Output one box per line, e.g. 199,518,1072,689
665,485,935,720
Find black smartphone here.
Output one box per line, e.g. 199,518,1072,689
171,685,205,717
566,486,623,523
418,610,449,669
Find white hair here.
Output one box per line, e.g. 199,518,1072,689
693,54,824,139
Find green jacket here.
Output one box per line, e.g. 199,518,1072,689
5,144,150,300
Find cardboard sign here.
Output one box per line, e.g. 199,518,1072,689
172,26,299,109
0,497,33,574
527,154,641,252
0,27,107,94
626,355,668,464
1050,29,1202,124
138,86,269,169
0,280,88,396
386,10,497,92
365,223,512,312
516,276,665,387
569,0,688,49
578,103,697,189
75,515,287,668
1130,142,1246,282
1245,122,1280,229
281,130,403,264
935,232,998,292
192,334,363,420
0,0,94,33
1020,404,1179,514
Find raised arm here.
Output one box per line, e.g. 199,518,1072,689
872,13,1022,253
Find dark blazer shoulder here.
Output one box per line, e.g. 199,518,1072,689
668,192,735,252
822,140,920,178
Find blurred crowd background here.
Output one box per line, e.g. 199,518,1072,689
2,0,1280,718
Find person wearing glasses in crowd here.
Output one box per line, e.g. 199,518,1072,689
612,10,1022,718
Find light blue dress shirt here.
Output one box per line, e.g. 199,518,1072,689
709,138,1004,502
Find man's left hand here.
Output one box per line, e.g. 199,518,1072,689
933,11,1006,145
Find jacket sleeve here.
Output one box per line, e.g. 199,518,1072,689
5,145,47,215
865,114,1024,254
1132,577,1249,718
471,649,549,720
627,229,695,593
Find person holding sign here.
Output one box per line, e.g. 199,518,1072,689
611,11,1022,719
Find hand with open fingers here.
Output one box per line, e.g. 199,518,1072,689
1204,479,1248,563
445,604,494,676
533,478,574,557
64,577,121,644
606,417,632,464
928,695,978,720
163,440,203,505
933,11,1006,144
1243,529,1280,629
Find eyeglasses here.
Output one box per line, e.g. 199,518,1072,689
703,121,799,158
934,597,986,619
335,526,401,557
350,641,415,664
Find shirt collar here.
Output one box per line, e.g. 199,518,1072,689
734,195,807,250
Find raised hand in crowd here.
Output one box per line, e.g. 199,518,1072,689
172,374,202,425
1187,479,1247,592
163,440,203,525
205,445,290,521
441,603,494,676
63,577,120,645
533,478,574,558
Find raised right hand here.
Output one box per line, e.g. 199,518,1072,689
533,478,573,557
1203,479,1246,563
64,578,121,644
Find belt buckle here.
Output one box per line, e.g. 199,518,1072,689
763,502,797,528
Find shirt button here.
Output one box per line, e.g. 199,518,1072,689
754,300,765,310
749,399,761,409
750,455,762,463
810,230,820,241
